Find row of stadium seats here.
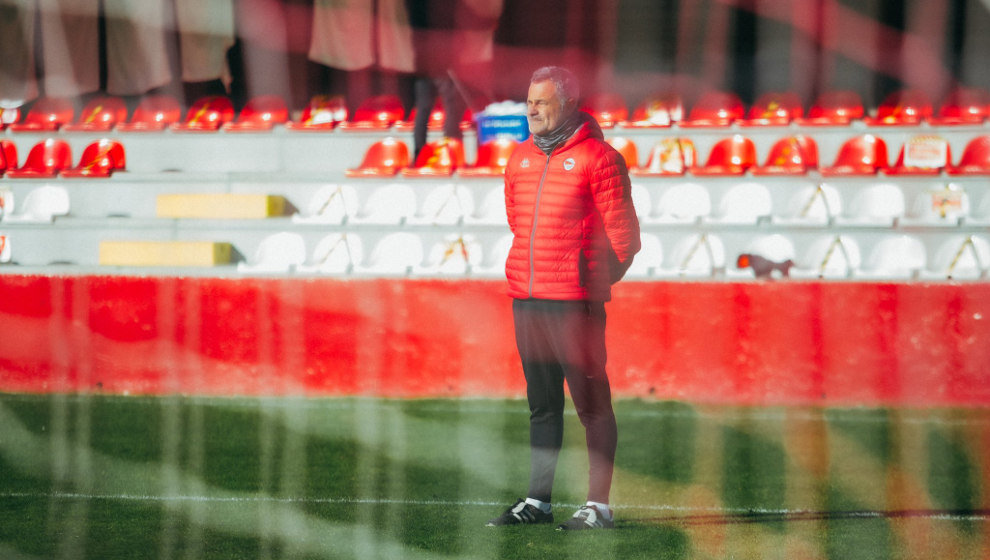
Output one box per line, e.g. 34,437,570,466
0,139,125,178
231,230,990,280
0,94,462,134
5,86,990,136
586,88,990,128
5,177,986,227
612,134,990,176
342,133,990,178
3,132,989,181
2,223,986,281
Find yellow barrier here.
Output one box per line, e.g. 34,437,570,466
156,193,286,219
99,241,233,267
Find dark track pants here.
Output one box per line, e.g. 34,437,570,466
512,298,617,504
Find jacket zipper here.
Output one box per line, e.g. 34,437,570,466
528,152,552,297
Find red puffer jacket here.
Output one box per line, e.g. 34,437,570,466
504,113,640,301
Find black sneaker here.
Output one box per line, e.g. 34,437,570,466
556,505,614,530
486,499,554,526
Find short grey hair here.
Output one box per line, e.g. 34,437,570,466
530,66,580,105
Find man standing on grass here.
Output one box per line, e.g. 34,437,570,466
486,66,640,530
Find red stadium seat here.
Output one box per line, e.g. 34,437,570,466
171,95,235,131
4,138,72,178
401,137,465,177
864,89,932,125
819,134,889,176
61,139,126,178
581,93,628,128
338,94,406,131
8,97,75,132
285,95,348,130
623,93,684,127
680,91,744,127
691,135,757,175
931,87,990,125
63,95,128,131
738,91,804,126
606,137,639,169
947,136,990,175
0,140,17,175
224,95,289,131
630,137,696,176
459,138,518,177
345,138,411,177
752,135,818,175
116,94,182,132
396,97,445,132
887,135,950,176
794,90,863,125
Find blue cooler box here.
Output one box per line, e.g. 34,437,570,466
475,115,530,144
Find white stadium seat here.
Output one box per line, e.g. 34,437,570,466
838,182,905,226
792,234,861,278
358,232,424,275
925,235,990,279
856,235,927,279
298,232,363,274
351,183,417,225
474,234,513,277
708,181,772,224
416,234,483,275
669,233,725,276
410,184,475,225
237,232,307,273
775,183,841,225
625,233,663,277
292,184,360,224
655,182,711,223
466,186,508,225
3,185,70,223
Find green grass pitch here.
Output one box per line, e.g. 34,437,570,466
1,393,988,559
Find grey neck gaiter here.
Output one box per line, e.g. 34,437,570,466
532,110,583,155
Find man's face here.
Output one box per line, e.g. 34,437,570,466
527,79,573,136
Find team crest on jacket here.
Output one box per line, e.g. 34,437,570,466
520,158,530,168
563,158,576,171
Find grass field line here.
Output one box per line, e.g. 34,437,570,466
4,490,990,524
4,393,990,426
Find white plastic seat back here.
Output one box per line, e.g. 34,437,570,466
418,234,483,275
670,233,724,275
714,182,772,224
301,233,363,274
910,183,970,224
781,183,842,223
657,183,710,222
630,183,652,220
0,233,10,263
354,183,417,224
795,235,861,278
845,183,905,224
475,234,513,276
5,185,70,222
467,186,507,225
625,233,662,276
0,190,12,221
362,232,424,274
237,232,307,273
413,184,474,225
294,184,359,224
930,235,990,278
863,235,926,278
